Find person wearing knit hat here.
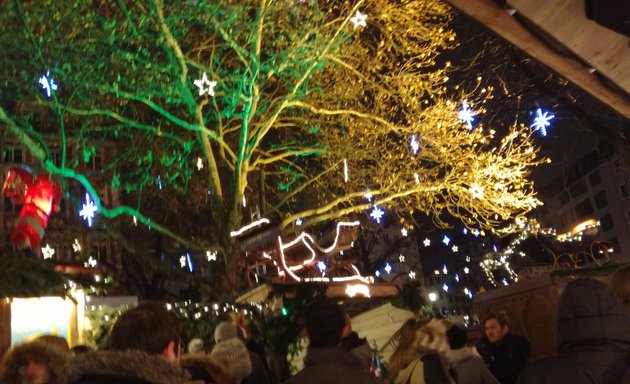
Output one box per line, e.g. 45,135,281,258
214,321,238,344
211,338,252,384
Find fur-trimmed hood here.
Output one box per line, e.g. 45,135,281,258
64,350,190,384
180,353,231,384
0,340,72,384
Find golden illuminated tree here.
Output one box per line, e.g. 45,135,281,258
0,0,546,293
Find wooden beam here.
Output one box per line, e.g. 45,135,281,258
445,0,630,119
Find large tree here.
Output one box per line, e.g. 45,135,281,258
0,0,545,294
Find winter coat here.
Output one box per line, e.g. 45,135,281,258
518,278,630,384
244,350,272,384
281,347,381,384
477,333,529,384
63,349,191,384
447,347,498,384
180,353,231,384
0,340,72,384
394,354,452,384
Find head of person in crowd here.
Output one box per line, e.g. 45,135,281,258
180,352,232,384
611,263,630,312
446,324,468,350
0,336,72,384
109,301,182,363
214,321,238,344
70,345,93,355
302,300,349,348
483,312,511,344
211,338,252,384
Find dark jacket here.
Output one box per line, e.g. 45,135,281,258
478,333,529,384
63,350,191,384
0,340,72,384
518,278,630,384
448,347,498,384
245,350,272,384
180,353,231,384
281,347,381,384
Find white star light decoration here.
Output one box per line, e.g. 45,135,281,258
39,71,58,98
72,238,82,253
364,190,373,201
399,254,406,263
179,255,187,268
423,238,431,247
408,271,416,280
295,218,303,226
410,134,420,155
451,245,459,252
79,193,98,227
401,228,408,237
317,261,327,273
41,244,55,260
442,283,449,292
384,262,392,274
458,100,476,130
442,235,451,246
194,72,217,96
464,267,470,274
196,157,203,170
350,10,367,29
206,250,217,261
531,108,554,136
469,184,484,199
369,206,385,223
87,256,97,268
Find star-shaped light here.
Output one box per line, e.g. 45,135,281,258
442,264,448,274
469,184,484,199
87,256,97,268
458,99,476,130
455,273,460,282
317,261,327,273
399,254,406,263
384,262,392,274
41,244,55,260
350,10,367,29
423,238,431,247
79,193,98,227
464,287,470,296
401,228,408,237
364,189,373,201
196,157,203,170
38,71,58,98
179,255,187,268
462,228,468,235
442,283,449,292
296,218,303,226
451,245,459,252
194,72,217,96
414,173,420,184
72,238,82,253
442,235,451,246
472,229,480,237
408,271,416,280
410,134,420,155
466,256,471,262
206,250,217,261
531,108,554,136
464,267,470,274
375,270,381,277
369,206,385,223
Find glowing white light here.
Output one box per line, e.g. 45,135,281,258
364,190,373,201
296,218,303,226
443,264,448,274
206,250,217,261
196,157,203,170
343,159,348,183
466,256,471,262
79,193,98,227
463,228,468,235
401,228,408,237
87,256,97,268
414,173,420,184
464,267,470,274
442,235,451,246
72,239,81,253
408,271,416,279
428,292,438,302
157,175,163,190
442,284,449,292
531,108,554,136
375,270,381,277
369,206,385,223
423,238,431,247
469,184,484,199
133,216,138,227
434,270,440,275
38,71,58,98
350,10,367,29
452,245,459,252
502,278,509,286
186,253,194,272
180,256,187,268
230,218,270,237
458,100,476,130
317,261,327,273
399,254,406,263
472,229,480,237
41,244,55,260
194,72,217,96
455,273,460,282
410,134,420,155
346,284,370,298
384,263,392,274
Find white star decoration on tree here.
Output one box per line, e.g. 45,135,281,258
408,271,416,280
399,254,406,263
41,244,55,259
442,235,451,246
72,238,82,253
194,72,217,96
401,228,408,237
296,218,303,226
350,10,367,29
87,256,97,267
369,206,385,223
38,71,58,98
469,184,484,199
364,190,373,201
410,134,420,155
423,238,431,247
206,250,217,261
458,99,476,130
531,108,554,136
179,255,187,268
452,245,458,252
384,262,392,274
196,157,203,170
317,261,327,273
79,193,98,227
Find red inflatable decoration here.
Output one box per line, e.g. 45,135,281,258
2,167,62,251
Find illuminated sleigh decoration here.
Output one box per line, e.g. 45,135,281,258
234,219,373,286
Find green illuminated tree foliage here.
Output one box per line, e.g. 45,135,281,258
0,0,545,293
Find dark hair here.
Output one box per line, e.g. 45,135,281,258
446,325,468,349
303,300,345,348
109,302,181,355
483,312,510,329
70,345,92,354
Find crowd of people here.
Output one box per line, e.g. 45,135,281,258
1,265,630,384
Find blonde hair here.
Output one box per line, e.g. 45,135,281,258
611,264,630,310
388,317,432,377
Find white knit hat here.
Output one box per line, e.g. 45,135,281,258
211,338,252,381
214,321,238,343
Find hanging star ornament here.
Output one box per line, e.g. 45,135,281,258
410,134,420,155
469,184,484,199
295,218,303,226
399,254,406,263
384,262,392,274
206,250,217,261
423,238,431,247
458,100,476,130
180,255,187,268
72,238,82,253
194,72,217,96
317,261,327,273
38,71,58,98
442,235,451,246
364,189,373,201
350,10,367,29
79,193,98,227
196,157,203,170
87,256,97,267
531,108,554,136
41,244,55,260
408,271,416,280
401,228,408,237
369,206,385,223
